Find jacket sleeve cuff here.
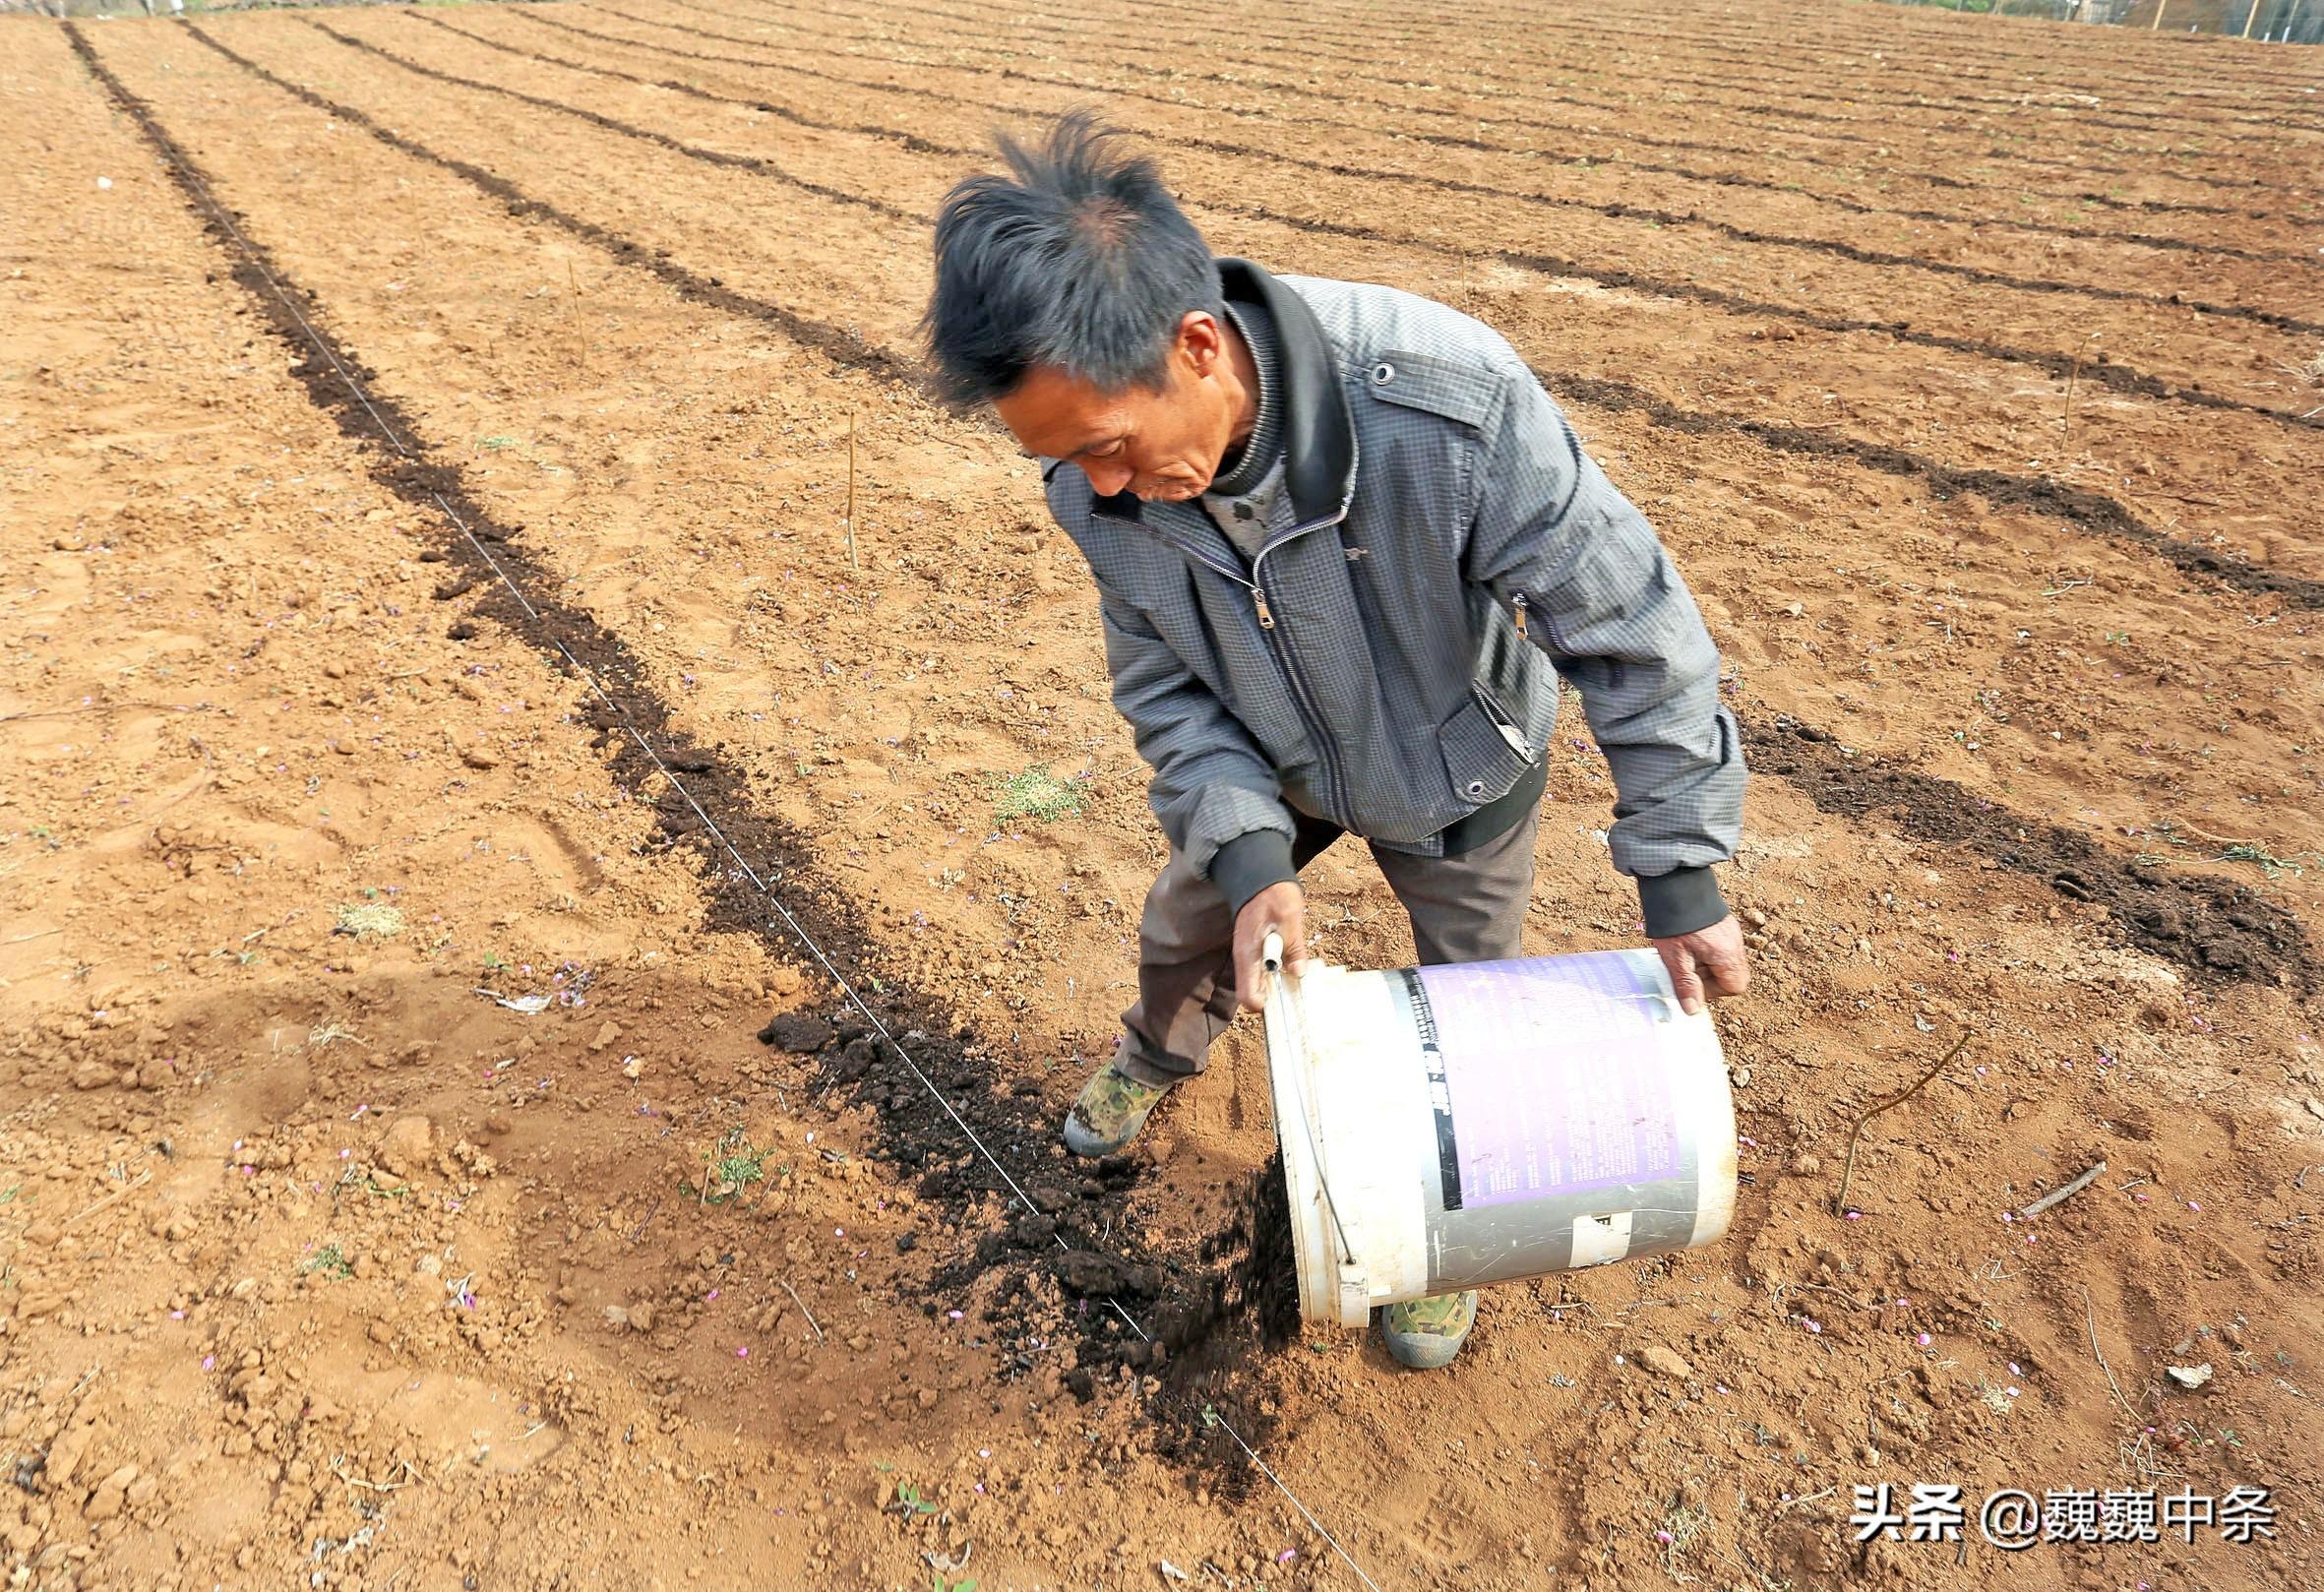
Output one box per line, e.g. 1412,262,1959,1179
1637,866,1728,940
1208,829,1299,920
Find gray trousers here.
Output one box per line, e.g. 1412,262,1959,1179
1117,803,1542,1085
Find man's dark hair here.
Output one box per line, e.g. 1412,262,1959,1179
923,111,1222,408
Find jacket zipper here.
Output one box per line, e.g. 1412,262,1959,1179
1151,507,1352,821
1147,527,1267,617
1490,593,1547,765
1249,512,1352,820
1515,588,1573,654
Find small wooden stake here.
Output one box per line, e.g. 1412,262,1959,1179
2062,336,2096,455
844,412,859,570
566,260,589,366
2063,350,2084,452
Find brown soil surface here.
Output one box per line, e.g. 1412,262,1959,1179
4,2,2321,1589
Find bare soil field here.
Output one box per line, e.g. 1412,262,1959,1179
3,1,2321,1588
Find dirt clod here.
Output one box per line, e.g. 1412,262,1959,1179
376,1114,433,1176
1050,1251,1161,1299
1638,1344,1694,1380
759,1012,834,1053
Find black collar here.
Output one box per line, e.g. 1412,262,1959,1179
1093,259,1356,527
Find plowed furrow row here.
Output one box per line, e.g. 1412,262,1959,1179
403,9,2319,440
181,22,923,392
685,0,2324,194
214,16,2324,628
689,0,2322,258
1043,0,2324,116
108,16,2321,996
873,0,2324,152
511,7,2324,343
65,14,1268,1466
580,0,2296,228
1465,0,2324,98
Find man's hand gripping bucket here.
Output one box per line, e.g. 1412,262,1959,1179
1257,932,1740,1330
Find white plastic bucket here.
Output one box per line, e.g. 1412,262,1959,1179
1261,949,1739,1329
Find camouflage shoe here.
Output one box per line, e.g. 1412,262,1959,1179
1380,1290,1478,1370
1063,1058,1176,1157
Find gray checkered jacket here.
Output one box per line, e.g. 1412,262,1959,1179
1043,260,1744,938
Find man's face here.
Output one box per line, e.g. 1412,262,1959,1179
994,311,1242,503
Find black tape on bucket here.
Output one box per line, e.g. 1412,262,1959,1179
1397,970,1464,1213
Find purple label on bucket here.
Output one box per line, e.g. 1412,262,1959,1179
1415,953,1682,1208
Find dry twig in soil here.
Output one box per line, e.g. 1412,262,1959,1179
1832,1032,1970,1216
843,411,858,570
2020,1159,2108,1220
780,1277,825,1342
65,1169,153,1229
2082,1284,2141,1425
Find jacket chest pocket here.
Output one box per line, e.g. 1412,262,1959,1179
1363,350,1490,525
1436,688,1537,806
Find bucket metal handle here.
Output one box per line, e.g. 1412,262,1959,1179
1258,933,1361,1268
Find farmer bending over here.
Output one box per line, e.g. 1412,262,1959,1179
922,115,1749,1370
